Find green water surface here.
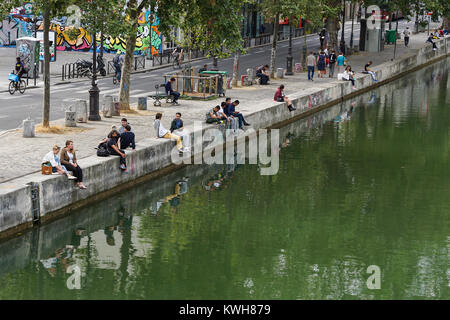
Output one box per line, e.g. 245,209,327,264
0,59,448,300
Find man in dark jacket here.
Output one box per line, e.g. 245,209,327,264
165,77,180,105
118,125,135,150
170,112,190,150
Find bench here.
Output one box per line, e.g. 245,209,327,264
148,84,174,107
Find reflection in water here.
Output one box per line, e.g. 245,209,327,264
0,58,448,300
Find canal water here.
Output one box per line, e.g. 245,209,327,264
0,59,448,300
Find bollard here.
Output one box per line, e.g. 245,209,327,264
75,99,88,123
137,97,147,110
103,95,113,118
65,111,77,127
113,101,120,116
276,68,284,79
22,118,35,137
246,68,256,83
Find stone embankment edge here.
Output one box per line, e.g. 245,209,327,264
0,37,448,242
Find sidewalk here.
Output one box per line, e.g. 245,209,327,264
0,30,320,92
0,26,446,183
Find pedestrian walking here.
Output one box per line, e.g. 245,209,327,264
403,27,410,47
336,52,346,74
306,52,316,81
317,51,326,78
328,50,337,78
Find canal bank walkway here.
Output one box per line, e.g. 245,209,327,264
0,29,447,184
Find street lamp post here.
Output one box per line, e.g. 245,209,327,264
349,1,355,55
286,24,293,75
89,31,101,121
340,0,346,54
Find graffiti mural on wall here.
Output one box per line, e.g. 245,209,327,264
101,12,162,56
1,7,163,56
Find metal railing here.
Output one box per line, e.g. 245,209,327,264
61,62,80,81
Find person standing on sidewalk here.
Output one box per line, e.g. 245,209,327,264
317,51,326,78
306,52,316,81
336,52,346,74
328,50,337,78
61,141,87,189
403,27,410,47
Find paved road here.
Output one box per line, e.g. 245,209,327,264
1,21,397,132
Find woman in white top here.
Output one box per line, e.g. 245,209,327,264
343,65,356,90
42,145,76,179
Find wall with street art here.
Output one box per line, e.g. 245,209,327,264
1,8,163,56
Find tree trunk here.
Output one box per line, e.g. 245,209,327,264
443,17,449,30
119,0,139,110
302,29,307,71
42,3,50,128
232,50,240,87
269,13,280,79
326,15,339,54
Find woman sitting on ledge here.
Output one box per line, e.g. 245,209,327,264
42,144,77,180
274,85,296,112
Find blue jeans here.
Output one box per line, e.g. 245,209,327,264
308,66,314,80
232,113,246,128
170,91,180,102
115,65,121,80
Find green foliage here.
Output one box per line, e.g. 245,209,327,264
157,0,244,59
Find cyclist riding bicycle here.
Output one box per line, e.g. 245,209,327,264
113,52,124,81
15,57,26,81
172,46,184,66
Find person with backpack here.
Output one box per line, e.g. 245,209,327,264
112,52,124,81
328,50,337,78
106,130,127,170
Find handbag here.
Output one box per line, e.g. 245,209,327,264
96,142,110,157
42,163,52,175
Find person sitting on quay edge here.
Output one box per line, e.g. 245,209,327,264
107,130,127,170
206,106,226,124
60,140,87,189
42,144,77,180
256,64,270,85
165,77,181,105
170,112,190,151
363,61,378,82
118,125,135,151
274,85,296,112
426,34,438,51
342,65,357,90
154,113,186,152
118,118,132,135
224,98,250,129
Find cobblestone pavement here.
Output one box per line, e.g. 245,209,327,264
0,27,446,183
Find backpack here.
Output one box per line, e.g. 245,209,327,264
96,142,109,157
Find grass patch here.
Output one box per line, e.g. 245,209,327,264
35,125,91,134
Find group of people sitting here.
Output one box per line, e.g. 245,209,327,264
426,28,448,51
154,112,190,153
206,98,250,130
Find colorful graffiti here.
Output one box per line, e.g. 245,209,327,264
100,12,162,56
1,7,163,56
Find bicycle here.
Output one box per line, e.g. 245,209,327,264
113,71,120,85
8,73,26,95
172,53,184,69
